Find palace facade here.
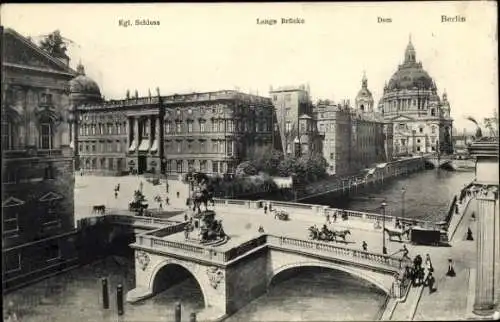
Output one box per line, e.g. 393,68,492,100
72,77,278,175
2,28,78,289
314,74,391,176
378,37,454,156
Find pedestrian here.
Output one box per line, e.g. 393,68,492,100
184,214,189,222
117,183,120,192
264,204,268,214
471,212,476,221
374,219,381,229
176,191,180,198
333,212,337,222
114,190,118,199
258,225,264,233
466,227,474,240
166,197,170,205
395,219,401,229
425,272,435,294
139,181,143,192
80,169,83,176
362,241,368,251
184,225,190,240
446,258,456,277
401,245,410,260
159,203,163,210
166,183,169,193
326,213,331,224
424,254,433,273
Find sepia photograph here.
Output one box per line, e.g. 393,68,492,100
1,2,498,321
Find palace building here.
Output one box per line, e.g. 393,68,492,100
72,79,278,176
2,28,78,289
313,74,392,176
378,36,453,156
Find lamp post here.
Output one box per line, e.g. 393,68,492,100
381,201,387,254
401,187,406,225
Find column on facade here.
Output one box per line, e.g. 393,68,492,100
134,117,139,147
149,115,154,147
126,117,131,149
474,195,498,315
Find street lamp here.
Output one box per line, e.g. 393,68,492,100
401,187,406,225
381,201,388,255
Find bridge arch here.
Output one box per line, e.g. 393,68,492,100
268,261,392,295
148,260,209,308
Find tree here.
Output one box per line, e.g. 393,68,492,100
39,30,68,57
235,161,258,176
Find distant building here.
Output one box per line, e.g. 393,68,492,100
314,99,389,176
72,83,278,175
378,36,453,156
269,84,322,156
452,129,475,157
2,28,78,289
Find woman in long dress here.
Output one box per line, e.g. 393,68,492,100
424,253,433,274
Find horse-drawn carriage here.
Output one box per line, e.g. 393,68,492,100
273,210,289,221
308,225,351,242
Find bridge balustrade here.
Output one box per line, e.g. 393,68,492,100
223,235,268,262
267,235,405,270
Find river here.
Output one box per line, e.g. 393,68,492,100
3,170,474,322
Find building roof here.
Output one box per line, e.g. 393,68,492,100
386,38,435,91
2,27,76,76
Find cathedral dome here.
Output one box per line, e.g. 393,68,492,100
70,62,102,99
386,38,435,91
387,65,434,91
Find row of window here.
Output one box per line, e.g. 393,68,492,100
164,160,235,174
164,118,272,134
164,139,234,155
3,243,61,274
79,140,126,154
2,121,55,150
79,122,127,136
2,165,55,184
82,158,123,171
3,200,61,238
397,123,438,134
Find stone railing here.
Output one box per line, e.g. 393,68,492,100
211,196,437,227
104,214,180,227
223,235,268,262
135,233,228,263
267,235,407,271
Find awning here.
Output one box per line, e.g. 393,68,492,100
367,168,376,175
138,139,150,152
376,163,388,168
128,140,137,152
150,139,158,153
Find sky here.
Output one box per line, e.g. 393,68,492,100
2,2,498,132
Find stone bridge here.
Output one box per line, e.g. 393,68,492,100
424,154,454,169
126,226,409,321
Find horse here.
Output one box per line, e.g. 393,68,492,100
92,204,106,214
191,190,214,214
384,227,410,241
333,229,351,242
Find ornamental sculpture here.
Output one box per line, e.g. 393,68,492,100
135,251,150,271
206,266,224,289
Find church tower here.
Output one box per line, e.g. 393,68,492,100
355,71,374,113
